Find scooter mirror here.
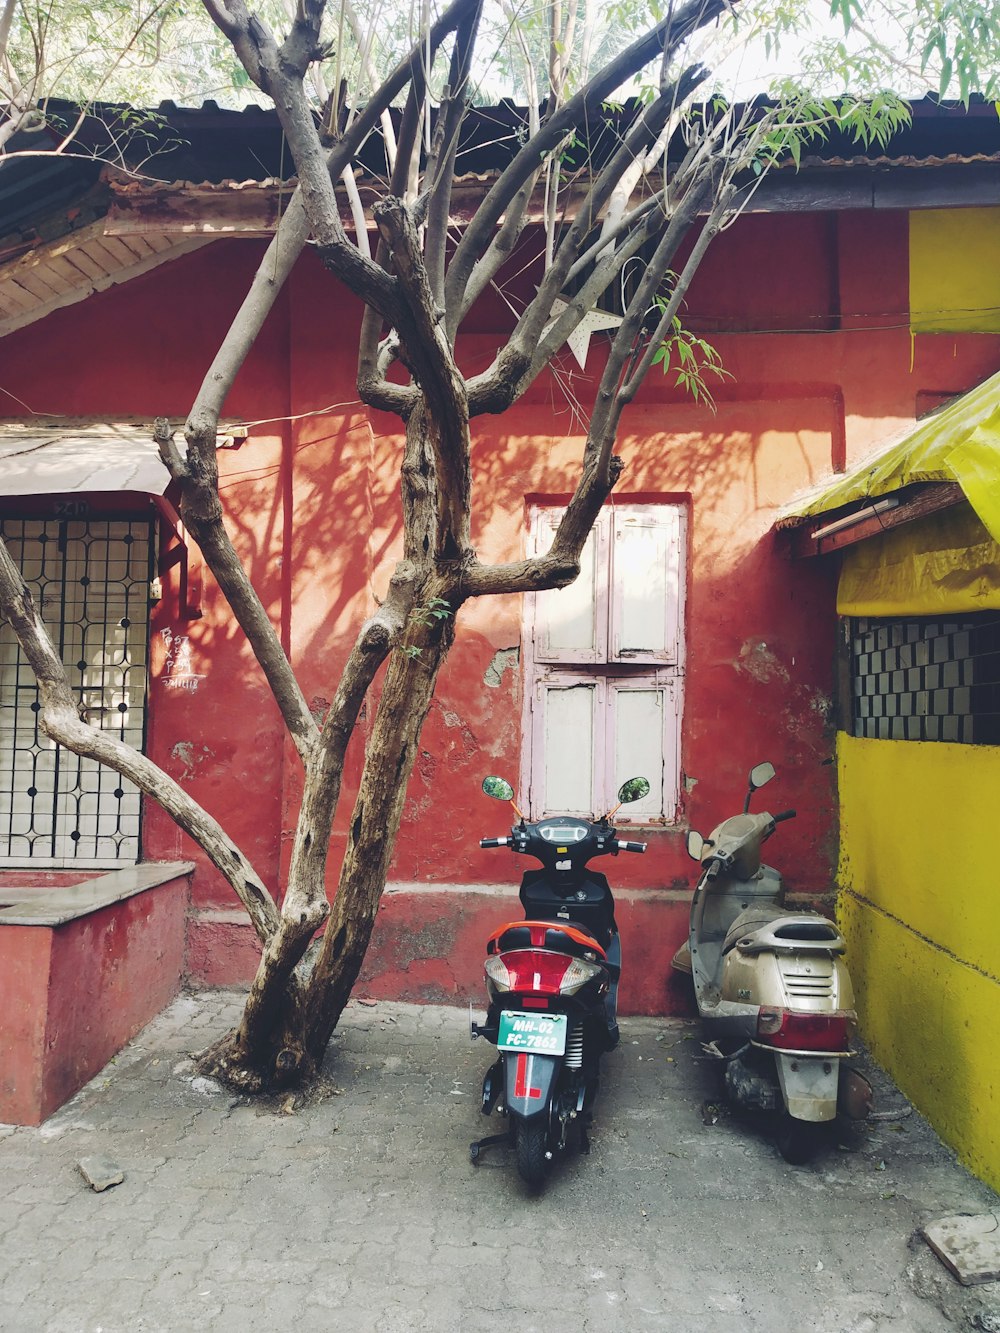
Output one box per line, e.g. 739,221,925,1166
686,829,705,861
748,761,775,791
482,775,515,802
617,776,650,805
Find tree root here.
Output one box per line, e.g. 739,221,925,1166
194,1027,317,1095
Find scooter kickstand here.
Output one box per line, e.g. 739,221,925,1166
469,1131,513,1164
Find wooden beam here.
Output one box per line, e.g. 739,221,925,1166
778,481,966,558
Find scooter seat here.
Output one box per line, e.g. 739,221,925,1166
730,912,846,957
487,919,607,961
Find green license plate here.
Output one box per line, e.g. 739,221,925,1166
497,1011,567,1056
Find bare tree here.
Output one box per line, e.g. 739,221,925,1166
0,0,919,1091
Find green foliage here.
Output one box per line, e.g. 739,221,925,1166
651,308,734,413
397,598,453,658
820,0,1000,102
409,597,452,630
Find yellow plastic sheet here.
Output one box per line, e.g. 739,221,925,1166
783,367,1000,544
837,502,1000,616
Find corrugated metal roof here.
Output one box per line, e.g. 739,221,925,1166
0,422,174,495
0,421,244,495
780,151,1000,171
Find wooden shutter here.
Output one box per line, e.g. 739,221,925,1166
610,506,684,665
530,675,604,816
528,510,609,664
607,675,681,821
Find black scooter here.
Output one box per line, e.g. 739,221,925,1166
470,775,648,1186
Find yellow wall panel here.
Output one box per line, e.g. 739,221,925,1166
839,735,1000,978
910,208,1000,333
838,733,1000,1191
840,891,1000,1192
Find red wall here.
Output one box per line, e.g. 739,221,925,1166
3,209,998,1011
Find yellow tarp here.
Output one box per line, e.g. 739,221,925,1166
838,502,1000,615
782,367,1000,544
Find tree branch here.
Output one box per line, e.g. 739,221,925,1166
444,0,732,339
374,199,471,557
178,0,484,760
0,538,280,945
465,66,706,416
282,583,412,918
422,0,484,302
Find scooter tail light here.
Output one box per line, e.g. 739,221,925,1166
757,1007,852,1051
486,949,604,997
559,957,604,994
484,955,511,991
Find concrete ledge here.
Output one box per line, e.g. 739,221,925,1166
0,862,195,926
0,862,193,1125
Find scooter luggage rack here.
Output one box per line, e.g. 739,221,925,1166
733,916,847,956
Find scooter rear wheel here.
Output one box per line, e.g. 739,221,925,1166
776,1113,823,1165
515,1120,549,1187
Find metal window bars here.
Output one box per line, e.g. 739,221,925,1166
0,517,153,865
850,614,1000,745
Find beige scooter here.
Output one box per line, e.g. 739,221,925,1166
677,762,872,1162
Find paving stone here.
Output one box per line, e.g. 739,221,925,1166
0,993,998,1332
76,1153,125,1191
923,1212,1000,1284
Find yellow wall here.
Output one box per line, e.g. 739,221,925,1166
910,207,1000,333
838,734,1000,1190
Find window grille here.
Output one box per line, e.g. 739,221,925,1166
0,517,153,865
849,614,1000,745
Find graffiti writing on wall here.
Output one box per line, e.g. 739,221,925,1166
160,627,205,692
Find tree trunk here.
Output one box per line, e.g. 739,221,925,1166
305,600,457,1061
194,572,457,1087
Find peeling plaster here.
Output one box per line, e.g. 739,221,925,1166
170,742,196,781
736,639,790,686
484,646,519,689
170,741,212,782
308,695,330,725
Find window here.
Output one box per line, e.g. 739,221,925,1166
521,504,686,821
848,613,1000,744
0,517,153,866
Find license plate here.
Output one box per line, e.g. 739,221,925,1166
497,1011,567,1056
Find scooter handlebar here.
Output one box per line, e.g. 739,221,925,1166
618,839,647,853
772,809,797,824
479,836,510,848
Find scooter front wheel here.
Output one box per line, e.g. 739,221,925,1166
776,1113,824,1165
515,1119,549,1187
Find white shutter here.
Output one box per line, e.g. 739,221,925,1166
610,506,684,664
608,676,680,821
533,676,604,816
528,510,609,664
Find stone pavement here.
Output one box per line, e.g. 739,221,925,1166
2,992,999,1333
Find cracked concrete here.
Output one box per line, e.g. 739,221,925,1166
1,992,998,1332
